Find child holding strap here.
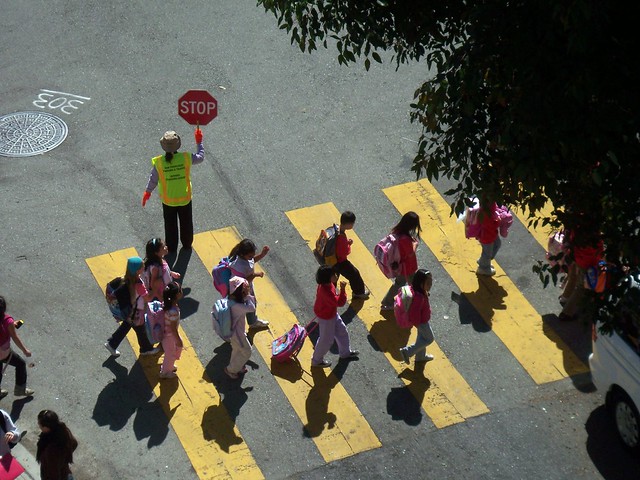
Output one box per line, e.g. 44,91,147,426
143,237,181,300
228,239,270,330
224,276,256,379
160,282,184,379
312,265,359,368
399,269,436,364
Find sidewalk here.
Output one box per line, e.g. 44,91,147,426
5,442,38,480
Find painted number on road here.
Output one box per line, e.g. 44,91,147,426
33,89,91,114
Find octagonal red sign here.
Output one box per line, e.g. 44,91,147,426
178,90,218,125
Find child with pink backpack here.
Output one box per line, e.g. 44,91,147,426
397,269,436,364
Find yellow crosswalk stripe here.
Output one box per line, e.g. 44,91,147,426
86,248,264,480
513,201,556,252
383,180,589,383
192,227,381,462
286,203,489,428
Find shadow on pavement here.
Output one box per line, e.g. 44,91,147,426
585,405,640,479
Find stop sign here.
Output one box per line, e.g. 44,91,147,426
178,90,218,125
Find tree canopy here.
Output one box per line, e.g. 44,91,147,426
258,1,640,325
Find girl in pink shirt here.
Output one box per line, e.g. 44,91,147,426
160,282,183,379
381,211,422,310
399,269,435,364
143,238,181,301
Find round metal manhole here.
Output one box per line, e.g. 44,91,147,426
0,111,68,157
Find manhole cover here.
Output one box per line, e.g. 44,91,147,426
0,111,68,157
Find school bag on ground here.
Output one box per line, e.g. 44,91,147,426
393,285,414,328
271,321,319,363
144,300,165,344
373,233,402,278
105,277,134,323
212,257,235,297
211,298,236,342
314,224,340,266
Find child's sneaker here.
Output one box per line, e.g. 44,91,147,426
140,347,161,356
352,289,370,299
399,347,411,364
476,266,496,276
14,385,34,397
104,342,121,358
311,360,332,368
249,318,270,330
415,354,435,363
0,389,8,400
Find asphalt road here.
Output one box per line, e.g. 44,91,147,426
1,1,638,479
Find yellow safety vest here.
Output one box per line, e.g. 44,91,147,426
152,152,192,206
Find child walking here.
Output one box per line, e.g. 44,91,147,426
475,201,502,276
224,276,256,379
333,211,370,299
0,295,34,398
143,237,181,300
228,239,270,330
399,269,436,364
160,282,183,379
381,211,422,310
312,265,359,368
105,256,158,358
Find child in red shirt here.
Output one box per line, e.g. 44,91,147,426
311,265,359,368
333,211,370,299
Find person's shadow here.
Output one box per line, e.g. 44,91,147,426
200,343,254,453
454,274,508,331
541,313,595,392
386,362,430,426
303,366,339,438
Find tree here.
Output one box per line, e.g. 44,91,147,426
258,1,640,329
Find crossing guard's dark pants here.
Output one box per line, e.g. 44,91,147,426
162,201,193,252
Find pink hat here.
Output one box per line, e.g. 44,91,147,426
228,276,247,295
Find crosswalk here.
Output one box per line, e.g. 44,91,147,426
85,180,587,480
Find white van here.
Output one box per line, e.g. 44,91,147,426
589,288,640,453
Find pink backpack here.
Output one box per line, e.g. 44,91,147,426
373,233,402,278
496,205,513,237
464,203,482,239
393,286,414,328
271,322,318,363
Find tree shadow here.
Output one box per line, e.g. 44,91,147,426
585,405,640,479
386,362,429,426
455,275,508,331
200,343,253,453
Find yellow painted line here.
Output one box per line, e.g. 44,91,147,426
286,203,489,428
86,248,264,480
193,228,381,462
384,180,589,383
513,201,556,252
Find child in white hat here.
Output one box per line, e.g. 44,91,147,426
225,276,256,379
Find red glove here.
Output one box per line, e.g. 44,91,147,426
142,191,151,207
194,128,203,144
